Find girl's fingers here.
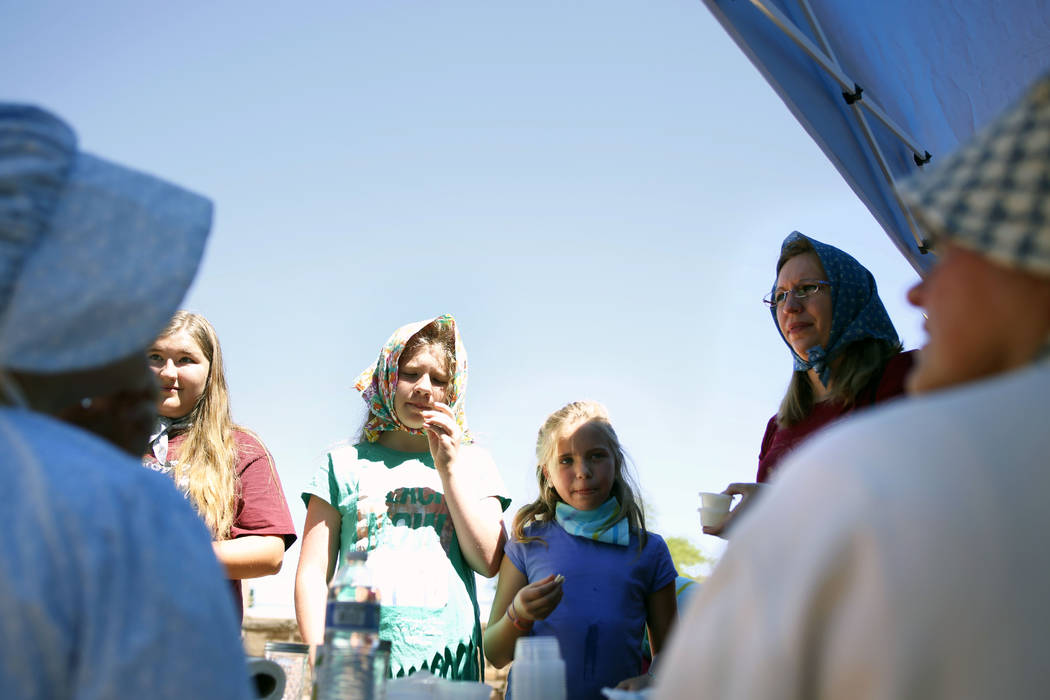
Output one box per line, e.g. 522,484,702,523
536,575,563,595
520,575,557,599
422,410,456,436
523,586,563,619
519,575,564,615
430,401,455,418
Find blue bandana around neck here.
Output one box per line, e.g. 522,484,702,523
554,497,630,547
770,231,900,387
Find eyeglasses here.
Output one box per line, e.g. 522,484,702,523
763,280,831,309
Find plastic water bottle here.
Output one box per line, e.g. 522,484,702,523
510,636,566,700
314,551,388,700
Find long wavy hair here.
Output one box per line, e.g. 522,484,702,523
159,311,240,539
513,400,647,549
776,238,902,427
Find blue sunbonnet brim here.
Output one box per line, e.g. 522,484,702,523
0,151,212,372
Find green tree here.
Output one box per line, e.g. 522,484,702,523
665,536,715,581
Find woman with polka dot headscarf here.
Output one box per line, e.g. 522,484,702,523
705,232,916,537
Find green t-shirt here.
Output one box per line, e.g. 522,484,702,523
302,441,509,680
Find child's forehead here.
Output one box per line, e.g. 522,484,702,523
151,331,203,355
556,420,612,450
399,343,451,369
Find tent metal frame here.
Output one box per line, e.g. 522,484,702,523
749,0,932,252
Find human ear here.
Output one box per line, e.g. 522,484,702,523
540,466,549,486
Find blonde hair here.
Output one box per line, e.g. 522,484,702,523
513,400,647,549
159,311,239,539
775,239,902,426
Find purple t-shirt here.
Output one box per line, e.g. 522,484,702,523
504,521,677,700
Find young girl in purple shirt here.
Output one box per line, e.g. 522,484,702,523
485,400,677,699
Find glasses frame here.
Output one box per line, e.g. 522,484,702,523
763,280,831,309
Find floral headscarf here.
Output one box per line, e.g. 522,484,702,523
771,231,900,386
354,313,473,444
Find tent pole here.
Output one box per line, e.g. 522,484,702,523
748,0,928,159
794,0,929,254
848,101,930,252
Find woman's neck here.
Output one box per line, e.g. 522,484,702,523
377,429,430,453
806,368,831,401
807,352,847,402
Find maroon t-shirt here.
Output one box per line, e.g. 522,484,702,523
757,350,916,483
165,428,297,619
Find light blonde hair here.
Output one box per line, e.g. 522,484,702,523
513,400,647,549
159,311,240,539
775,239,902,426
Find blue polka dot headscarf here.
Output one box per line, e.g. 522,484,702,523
770,231,899,386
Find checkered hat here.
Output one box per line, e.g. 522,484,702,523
898,73,1050,278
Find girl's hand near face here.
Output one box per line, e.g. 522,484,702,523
513,574,564,622
421,401,460,472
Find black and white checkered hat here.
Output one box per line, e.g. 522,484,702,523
898,73,1050,278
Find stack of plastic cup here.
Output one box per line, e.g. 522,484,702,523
264,642,310,699
698,491,734,529
511,636,566,700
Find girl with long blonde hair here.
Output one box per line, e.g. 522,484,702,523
484,400,677,699
144,311,297,619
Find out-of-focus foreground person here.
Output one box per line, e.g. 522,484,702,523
706,231,913,536
0,104,253,699
144,311,297,621
657,75,1050,699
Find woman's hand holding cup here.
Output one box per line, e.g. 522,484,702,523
701,483,762,538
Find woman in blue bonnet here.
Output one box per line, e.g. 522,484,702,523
0,103,253,698
705,232,915,536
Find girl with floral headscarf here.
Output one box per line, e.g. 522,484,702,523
705,232,916,537
295,314,509,681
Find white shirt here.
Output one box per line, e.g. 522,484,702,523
655,360,1050,699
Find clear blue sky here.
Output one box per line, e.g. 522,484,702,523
4,0,926,614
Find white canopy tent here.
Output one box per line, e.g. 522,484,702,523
701,0,1050,272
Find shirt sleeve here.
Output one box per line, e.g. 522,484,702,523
504,528,528,575
230,430,297,548
645,533,678,593
301,446,352,513
756,415,779,483
463,445,512,512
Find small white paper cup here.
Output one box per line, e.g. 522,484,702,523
698,506,729,528
699,491,733,511
698,492,734,530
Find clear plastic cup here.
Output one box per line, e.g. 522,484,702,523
264,641,310,699
436,681,492,700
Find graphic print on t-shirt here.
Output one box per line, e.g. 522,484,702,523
385,486,453,551
348,462,456,610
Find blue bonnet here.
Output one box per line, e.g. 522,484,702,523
0,104,212,374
